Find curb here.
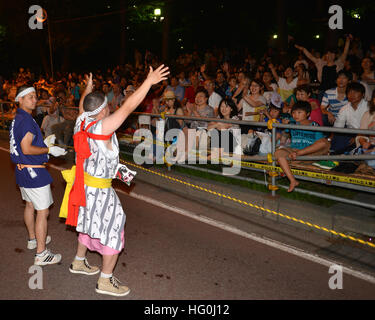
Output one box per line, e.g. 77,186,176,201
132,164,375,239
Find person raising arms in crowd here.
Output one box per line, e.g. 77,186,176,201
295,34,352,92
269,63,298,103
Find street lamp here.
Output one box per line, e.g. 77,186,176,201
154,8,161,16
273,34,278,39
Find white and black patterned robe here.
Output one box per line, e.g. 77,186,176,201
74,118,125,251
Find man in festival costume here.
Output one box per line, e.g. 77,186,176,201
59,65,169,297
10,86,67,265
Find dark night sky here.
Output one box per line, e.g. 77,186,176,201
0,0,374,75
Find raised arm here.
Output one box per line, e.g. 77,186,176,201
295,45,319,65
101,65,170,135
338,34,352,64
268,64,280,82
78,73,94,116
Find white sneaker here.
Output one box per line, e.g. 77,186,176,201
34,249,62,266
27,235,51,250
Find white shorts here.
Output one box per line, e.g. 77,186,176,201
20,185,53,211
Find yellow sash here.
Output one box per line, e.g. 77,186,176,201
59,165,112,219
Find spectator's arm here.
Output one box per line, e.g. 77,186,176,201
268,64,280,82
243,95,265,108
356,111,372,147
200,64,209,81
320,93,335,123
338,35,352,64
295,45,319,65
40,116,48,134
333,108,346,128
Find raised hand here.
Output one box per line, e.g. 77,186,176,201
85,72,94,93
147,65,170,86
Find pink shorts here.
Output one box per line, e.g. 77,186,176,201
78,231,125,255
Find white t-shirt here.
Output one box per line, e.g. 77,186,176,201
277,77,298,102
334,99,369,129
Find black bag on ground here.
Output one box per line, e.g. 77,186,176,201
331,161,360,174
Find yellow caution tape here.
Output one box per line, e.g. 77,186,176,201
117,133,375,188
120,158,375,249
238,160,375,188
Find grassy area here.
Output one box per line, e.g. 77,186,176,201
119,147,357,208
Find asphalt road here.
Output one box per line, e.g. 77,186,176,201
0,148,374,301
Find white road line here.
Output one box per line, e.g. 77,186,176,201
119,190,375,285
1,146,375,285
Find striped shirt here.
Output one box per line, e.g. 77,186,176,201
321,88,348,118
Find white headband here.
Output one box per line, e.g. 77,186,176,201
15,87,36,102
77,96,108,125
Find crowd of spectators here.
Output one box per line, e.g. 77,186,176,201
1,33,375,191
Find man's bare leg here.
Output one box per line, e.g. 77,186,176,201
24,201,35,240
35,209,49,254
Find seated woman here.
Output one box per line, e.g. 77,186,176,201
184,89,215,158
162,90,185,131
238,79,267,123
207,97,240,160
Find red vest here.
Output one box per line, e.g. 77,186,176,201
66,119,113,227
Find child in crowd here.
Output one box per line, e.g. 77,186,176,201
295,85,323,126
275,101,330,192
259,92,289,147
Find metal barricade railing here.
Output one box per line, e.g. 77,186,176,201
1,104,374,209
125,111,375,209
